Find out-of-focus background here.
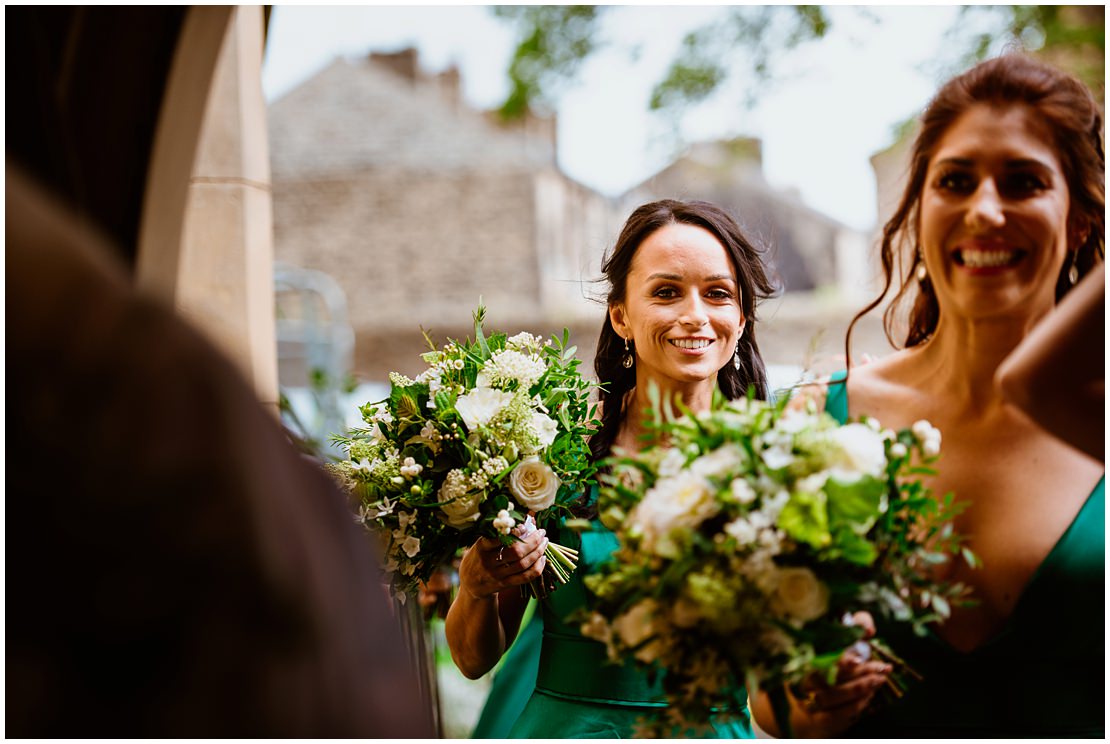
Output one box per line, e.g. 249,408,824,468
257,6,1103,735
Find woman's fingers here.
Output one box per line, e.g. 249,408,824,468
811,672,888,708
849,611,876,638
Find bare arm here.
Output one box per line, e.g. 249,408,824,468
997,263,1105,461
444,530,548,679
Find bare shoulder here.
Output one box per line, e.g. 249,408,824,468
839,351,923,421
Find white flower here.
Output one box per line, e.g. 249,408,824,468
350,458,373,473
396,533,421,559
762,489,791,520
631,471,719,558
455,387,514,431
690,443,745,478
889,442,908,459
507,331,543,351
613,599,665,662
369,497,395,519
493,509,516,535
724,517,758,545
827,423,887,481
796,473,828,494
771,567,830,624
366,407,392,425
761,444,794,470
658,447,687,477
728,478,757,504
580,612,613,646
530,412,559,450
438,469,483,528
482,349,547,390
911,419,934,441
508,456,560,511
400,457,423,478
923,435,941,458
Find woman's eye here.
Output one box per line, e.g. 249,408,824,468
653,287,678,299
936,171,974,193
706,289,733,300
1000,172,1047,197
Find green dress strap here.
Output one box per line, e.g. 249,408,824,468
825,369,849,423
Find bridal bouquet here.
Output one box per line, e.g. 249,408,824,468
581,388,974,736
330,304,598,599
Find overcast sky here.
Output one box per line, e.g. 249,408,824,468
263,5,964,232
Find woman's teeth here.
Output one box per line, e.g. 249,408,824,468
957,248,1022,268
670,339,711,349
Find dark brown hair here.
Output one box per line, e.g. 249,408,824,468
590,199,778,461
847,53,1105,358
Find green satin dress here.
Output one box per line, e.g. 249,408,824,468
507,502,753,738
826,370,1105,738
470,602,542,738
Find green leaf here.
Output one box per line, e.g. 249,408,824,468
778,491,830,549
825,475,885,531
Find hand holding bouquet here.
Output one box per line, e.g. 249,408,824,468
330,304,598,599
582,388,975,736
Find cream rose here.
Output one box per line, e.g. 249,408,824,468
509,456,560,511
771,566,830,623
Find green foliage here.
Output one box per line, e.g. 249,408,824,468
492,5,607,120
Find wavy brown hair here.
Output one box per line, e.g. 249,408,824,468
590,199,779,462
846,53,1105,362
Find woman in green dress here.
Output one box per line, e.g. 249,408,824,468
753,54,1105,738
446,199,794,736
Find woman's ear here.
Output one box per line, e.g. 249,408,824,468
1068,215,1091,250
737,318,747,340
609,304,630,340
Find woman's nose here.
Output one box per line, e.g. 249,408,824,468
965,178,1006,231
679,295,709,327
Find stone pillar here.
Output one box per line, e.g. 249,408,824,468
176,6,278,410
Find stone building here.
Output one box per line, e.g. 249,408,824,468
269,49,620,379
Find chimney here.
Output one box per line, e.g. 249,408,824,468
369,47,419,82
437,64,461,109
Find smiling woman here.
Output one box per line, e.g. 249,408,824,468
758,53,1105,738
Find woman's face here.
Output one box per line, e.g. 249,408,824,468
610,222,745,391
919,103,1072,323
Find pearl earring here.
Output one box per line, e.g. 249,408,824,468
622,338,634,369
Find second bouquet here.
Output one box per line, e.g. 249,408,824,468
331,303,599,599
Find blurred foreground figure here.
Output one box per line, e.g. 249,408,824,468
6,166,434,738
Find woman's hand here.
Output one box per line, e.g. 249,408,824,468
457,529,549,601
752,611,892,737
790,612,891,736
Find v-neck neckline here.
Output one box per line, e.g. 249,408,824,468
828,370,1105,656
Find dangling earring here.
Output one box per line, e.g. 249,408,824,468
733,340,742,371
622,337,634,369
915,255,928,283
1067,251,1079,285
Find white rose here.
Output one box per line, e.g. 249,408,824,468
827,423,887,481
631,471,719,557
508,456,560,511
438,475,483,529
455,387,514,432
771,567,830,623
691,443,746,478
530,412,559,450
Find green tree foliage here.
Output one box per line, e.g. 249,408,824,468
491,5,1104,121
492,5,606,120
